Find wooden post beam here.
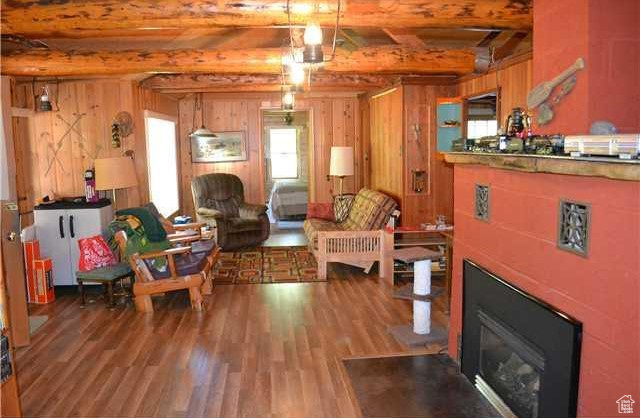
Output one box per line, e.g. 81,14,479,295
1,46,476,77
1,0,532,38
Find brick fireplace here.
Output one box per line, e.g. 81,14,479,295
446,2,639,415
448,164,639,416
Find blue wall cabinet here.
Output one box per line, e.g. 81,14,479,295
437,98,462,152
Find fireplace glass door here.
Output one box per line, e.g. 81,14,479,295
461,260,582,418
478,310,544,418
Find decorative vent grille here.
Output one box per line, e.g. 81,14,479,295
475,184,490,221
558,200,590,256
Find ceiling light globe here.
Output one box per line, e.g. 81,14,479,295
303,22,323,46
282,91,295,110
290,64,306,85
283,91,295,105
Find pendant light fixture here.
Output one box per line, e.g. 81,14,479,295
39,85,53,111
189,93,217,140
286,0,342,86
289,62,306,86
282,90,295,110
303,21,324,64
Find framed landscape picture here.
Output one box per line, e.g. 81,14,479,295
190,131,247,163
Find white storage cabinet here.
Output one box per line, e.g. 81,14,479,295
34,200,113,286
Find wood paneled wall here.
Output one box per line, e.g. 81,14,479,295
8,56,531,227
178,93,364,217
403,84,457,225
368,88,404,202
363,56,532,226
10,79,178,225
457,54,533,125
367,84,456,226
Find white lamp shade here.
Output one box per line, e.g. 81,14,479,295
329,146,354,177
95,157,138,191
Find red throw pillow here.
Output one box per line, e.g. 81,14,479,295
78,235,118,271
307,202,335,221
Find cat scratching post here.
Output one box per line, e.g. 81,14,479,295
388,247,447,346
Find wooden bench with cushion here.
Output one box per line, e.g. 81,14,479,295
303,188,397,280
76,262,133,309
114,231,220,312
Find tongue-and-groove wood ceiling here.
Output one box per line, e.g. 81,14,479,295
1,0,532,93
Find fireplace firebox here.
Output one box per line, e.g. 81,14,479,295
461,260,582,418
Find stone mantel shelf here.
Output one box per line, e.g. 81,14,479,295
444,152,640,181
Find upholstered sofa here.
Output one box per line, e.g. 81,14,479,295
191,173,270,250
303,188,397,280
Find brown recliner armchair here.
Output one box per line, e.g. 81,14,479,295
191,173,270,250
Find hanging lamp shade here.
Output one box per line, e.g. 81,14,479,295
189,126,217,139
189,93,217,139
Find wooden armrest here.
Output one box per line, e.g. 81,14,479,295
169,235,201,244
137,246,192,259
173,222,206,230
317,230,385,239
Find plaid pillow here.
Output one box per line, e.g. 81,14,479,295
340,189,397,231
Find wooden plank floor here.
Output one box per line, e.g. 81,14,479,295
16,265,450,418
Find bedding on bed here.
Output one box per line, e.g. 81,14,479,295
269,182,308,221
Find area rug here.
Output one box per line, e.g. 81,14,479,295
215,246,321,284
342,354,499,418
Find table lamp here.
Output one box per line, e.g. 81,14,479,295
329,146,354,197
95,156,138,208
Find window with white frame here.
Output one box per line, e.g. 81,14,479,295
145,112,180,217
269,128,298,179
467,119,498,139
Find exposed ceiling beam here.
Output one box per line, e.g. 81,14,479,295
476,31,502,47
142,73,396,92
382,29,428,48
338,29,369,51
493,31,528,60
0,46,476,76
1,0,533,38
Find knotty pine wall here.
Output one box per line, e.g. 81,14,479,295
363,55,533,226
178,93,364,217
10,79,178,226
367,84,457,226
457,54,533,125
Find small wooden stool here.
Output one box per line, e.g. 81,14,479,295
76,262,133,309
388,247,447,346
